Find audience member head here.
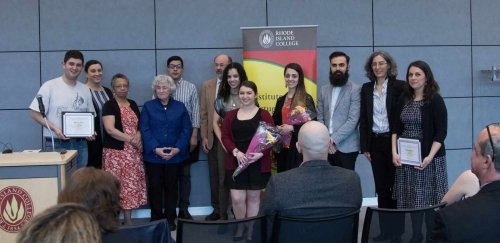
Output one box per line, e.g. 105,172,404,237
58,167,121,233
364,50,398,82
405,60,440,102
329,51,350,87
152,74,177,99
214,54,232,80
472,123,500,185
17,203,101,243
284,63,307,108
297,121,330,162
219,62,248,101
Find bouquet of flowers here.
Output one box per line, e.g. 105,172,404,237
232,122,280,180
280,106,313,147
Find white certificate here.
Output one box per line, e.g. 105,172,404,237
397,137,422,166
62,112,95,137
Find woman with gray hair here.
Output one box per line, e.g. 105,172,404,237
140,74,192,231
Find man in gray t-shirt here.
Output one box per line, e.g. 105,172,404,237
29,50,94,168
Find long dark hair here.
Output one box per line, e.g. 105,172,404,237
218,62,248,102
404,60,440,103
284,63,307,108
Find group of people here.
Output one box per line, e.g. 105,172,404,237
27,49,500,242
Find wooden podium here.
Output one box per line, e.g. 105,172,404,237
0,150,77,243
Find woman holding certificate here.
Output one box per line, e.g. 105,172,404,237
391,60,447,242
102,73,147,225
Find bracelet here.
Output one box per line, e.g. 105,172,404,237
233,148,239,157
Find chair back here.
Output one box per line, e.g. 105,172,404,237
102,219,172,243
361,203,445,243
176,215,267,243
271,209,360,243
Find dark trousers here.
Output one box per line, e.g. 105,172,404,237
178,162,191,210
207,139,229,217
370,134,403,236
328,151,358,170
145,162,180,225
370,135,397,209
178,143,199,210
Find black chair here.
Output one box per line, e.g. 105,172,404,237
176,215,267,243
271,209,360,243
102,219,173,243
361,203,445,243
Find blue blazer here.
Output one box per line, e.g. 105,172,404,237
140,98,192,164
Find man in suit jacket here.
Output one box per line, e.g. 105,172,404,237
429,124,500,242
200,54,232,221
260,121,362,237
317,51,361,170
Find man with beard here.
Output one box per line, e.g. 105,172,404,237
317,51,361,170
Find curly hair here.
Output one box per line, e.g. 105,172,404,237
58,167,121,233
218,62,248,102
364,51,398,82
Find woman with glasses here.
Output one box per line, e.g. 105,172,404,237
102,73,147,225
391,60,448,242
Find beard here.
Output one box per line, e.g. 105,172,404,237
329,70,349,87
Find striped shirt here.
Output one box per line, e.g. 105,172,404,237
173,78,200,128
372,79,389,133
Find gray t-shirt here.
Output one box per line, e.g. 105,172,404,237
29,77,95,137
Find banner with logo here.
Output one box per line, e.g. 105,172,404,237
241,25,317,114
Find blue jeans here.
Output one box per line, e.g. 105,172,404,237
45,138,88,168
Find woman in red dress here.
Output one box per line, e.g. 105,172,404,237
102,73,147,225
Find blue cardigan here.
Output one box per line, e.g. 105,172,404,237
140,98,192,164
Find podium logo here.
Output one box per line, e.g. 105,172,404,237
0,186,34,233
259,30,274,48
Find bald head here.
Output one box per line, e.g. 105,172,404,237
297,121,330,161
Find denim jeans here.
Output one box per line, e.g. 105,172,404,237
45,138,88,168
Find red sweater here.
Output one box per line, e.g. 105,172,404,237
221,108,274,172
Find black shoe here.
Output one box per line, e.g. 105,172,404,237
178,209,193,220
168,222,177,231
205,211,220,221
373,233,390,242
220,213,228,220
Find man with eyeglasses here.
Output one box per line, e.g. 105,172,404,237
317,51,361,170
200,54,232,221
429,123,500,242
166,55,200,220
29,50,95,168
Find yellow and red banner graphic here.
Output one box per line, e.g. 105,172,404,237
242,26,317,114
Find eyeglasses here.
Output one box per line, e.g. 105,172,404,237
371,62,387,68
113,84,129,89
168,64,182,70
486,123,499,162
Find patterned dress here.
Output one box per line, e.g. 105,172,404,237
393,100,448,209
103,107,147,210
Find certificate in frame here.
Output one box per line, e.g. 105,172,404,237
62,112,94,137
397,137,422,166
